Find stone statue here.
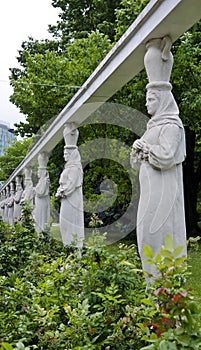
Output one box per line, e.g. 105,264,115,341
130,36,187,279
20,167,34,206
0,190,6,220
7,182,15,226
34,152,50,234
56,123,84,250
3,186,10,223
13,176,23,221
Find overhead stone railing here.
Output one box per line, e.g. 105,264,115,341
0,0,201,243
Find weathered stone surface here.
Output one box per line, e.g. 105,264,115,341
34,152,50,234
56,124,84,249
130,36,187,279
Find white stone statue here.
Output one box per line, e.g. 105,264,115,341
3,186,10,223
56,124,84,249
13,176,23,221
34,152,50,234
0,190,5,220
130,36,187,279
7,182,15,226
20,167,34,206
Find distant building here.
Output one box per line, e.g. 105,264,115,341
0,121,15,156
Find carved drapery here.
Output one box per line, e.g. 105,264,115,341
130,36,187,280
56,123,84,250
34,152,50,234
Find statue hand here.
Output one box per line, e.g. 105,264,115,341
132,139,145,151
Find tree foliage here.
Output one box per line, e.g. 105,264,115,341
10,31,112,136
49,0,122,43
0,138,32,181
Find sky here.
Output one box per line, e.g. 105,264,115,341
0,0,60,128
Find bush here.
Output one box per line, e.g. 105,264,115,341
0,215,146,349
138,235,201,349
1,208,201,350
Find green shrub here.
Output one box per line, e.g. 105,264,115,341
137,235,201,349
0,217,146,349
1,208,201,350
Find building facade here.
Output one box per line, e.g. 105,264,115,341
0,121,14,156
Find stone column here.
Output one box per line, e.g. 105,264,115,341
20,166,34,206
130,36,186,280
34,152,50,234
56,123,84,250
13,176,23,221
7,182,15,226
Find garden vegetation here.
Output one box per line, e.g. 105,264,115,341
0,205,201,349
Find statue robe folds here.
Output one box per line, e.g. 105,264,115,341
57,149,84,248
34,174,50,234
130,90,187,275
14,188,23,220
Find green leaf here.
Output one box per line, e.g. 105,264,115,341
1,343,14,350
141,298,155,307
143,245,154,258
155,253,162,263
173,245,185,258
140,345,156,350
177,335,190,346
159,340,177,349
164,234,175,252
160,249,173,259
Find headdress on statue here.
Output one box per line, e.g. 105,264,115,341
24,166,32,180
63,123,79,149
10,182,15,191
15,176,22,185
144,36,173,91
38,152,49,169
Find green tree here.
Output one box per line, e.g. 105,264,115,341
171,22,201,235
49,0,122,44
114,0,150,41
0,138,32,182
10,31,112,137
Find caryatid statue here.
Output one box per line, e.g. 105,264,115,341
7,182,15,226
20,166,34,206
34,152,50,234
56,123,84,250
0,190,6,220
130,36,187,279
13,176,23,221
4,186,10,223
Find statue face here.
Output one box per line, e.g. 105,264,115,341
146,91,159,116
37,169,46,178
64,148,72,162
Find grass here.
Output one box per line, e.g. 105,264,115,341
186,246,201,302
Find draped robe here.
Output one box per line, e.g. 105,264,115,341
130,89,187,276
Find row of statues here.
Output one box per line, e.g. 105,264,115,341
0,124,85,251
0,159,49,232
0,36,187,278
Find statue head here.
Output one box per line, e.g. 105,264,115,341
146,90,160,116
63,147,74,162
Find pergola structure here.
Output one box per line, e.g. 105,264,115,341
1,0,201,187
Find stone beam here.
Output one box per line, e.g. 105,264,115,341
4,0,201,186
